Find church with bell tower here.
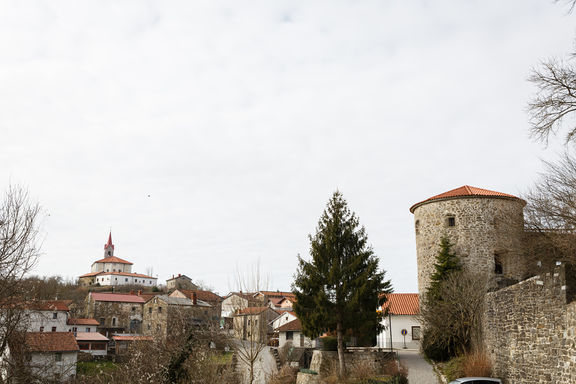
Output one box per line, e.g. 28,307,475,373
78,232,157,287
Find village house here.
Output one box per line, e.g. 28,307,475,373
254,290,295,310
142,294,213,341
112,335,153,355
20,332,79,382
233,307,279,344
67,318,99,333
78,233,157,287
277,319,314,349
221,292,261,327
20,300,71,333
271,310,298,330
376,293,420,350
85,292,146,337
169,289,223,323
75,332,109,357
166,274,198,290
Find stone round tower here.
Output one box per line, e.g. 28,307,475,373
410,185,526,295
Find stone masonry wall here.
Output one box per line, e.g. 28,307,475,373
413,197,525,295
483,264,576,384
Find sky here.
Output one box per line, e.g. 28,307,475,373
0,0,574,296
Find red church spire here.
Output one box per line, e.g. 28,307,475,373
104,231,114,257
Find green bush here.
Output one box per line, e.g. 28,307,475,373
440,356,465,382
320,336,338,351
421,333,451,362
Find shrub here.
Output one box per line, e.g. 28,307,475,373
320,336,338,351
440,356,465,382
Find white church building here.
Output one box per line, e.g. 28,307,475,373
78,233,157,287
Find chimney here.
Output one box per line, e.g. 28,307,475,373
192,292,197,305
178,274,181,277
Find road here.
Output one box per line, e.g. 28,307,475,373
397,349,440,384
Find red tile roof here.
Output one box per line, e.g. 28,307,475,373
79,271,102,278
381,293,419,315
256,291,295,299
25,332,79,352
410,185,524,213
112,335,153,341
277,319,302,332
90,292,146,304
21,300,70,311
92,256,133,265
75,332,109,342
177,289,223,303
236,307,272,315
67,318,99,326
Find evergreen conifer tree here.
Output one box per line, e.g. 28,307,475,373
426,235,460,302
292,191,392,377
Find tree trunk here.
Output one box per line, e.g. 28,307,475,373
337,321,345,378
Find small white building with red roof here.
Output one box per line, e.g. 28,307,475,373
377,293,421,350
78,232,157,287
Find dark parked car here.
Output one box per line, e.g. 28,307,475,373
448,378,502,384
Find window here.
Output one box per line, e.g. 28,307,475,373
115,278,118,281
85,327,90,332
447,216,456,227
112,318,116,326
415,220,420,234
55,353,62,362
125,278,128,282
412,326,421,340
132,306,136,312
148,307,152,314
99,317,105,325
72,327,77,333
92,343,107,350
51,327,57,332
158,307,162,313
40,326,44,332
494,254,503,275
52,313,58,319
286,331,293,340
78,343,90,350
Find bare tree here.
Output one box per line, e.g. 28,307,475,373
528,1,576,144
0,186,42,383
231,262,272,384
419,271,488,361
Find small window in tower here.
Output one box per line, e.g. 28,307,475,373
494,254,503,275
447,216,456,227
108,251,111,256
415,220,420,234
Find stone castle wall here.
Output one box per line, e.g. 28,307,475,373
483,264,576,384
413,197,525,294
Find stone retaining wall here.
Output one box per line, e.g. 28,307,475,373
483,264,576,384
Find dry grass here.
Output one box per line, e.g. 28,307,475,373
267,366,299,384
461,350,492,378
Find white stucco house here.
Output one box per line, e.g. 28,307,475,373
11,332,79,382
21,300,71,333
377,293,421,350
277,319,314,348
271,310,298,330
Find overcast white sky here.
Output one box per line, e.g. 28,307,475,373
1,0,574,296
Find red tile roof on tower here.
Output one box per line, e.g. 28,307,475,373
25,332,79,352
105,231,114,250
409,185,525,213
92,256,133,265
90,292,146,304
277,319,302,332
381,293,419,315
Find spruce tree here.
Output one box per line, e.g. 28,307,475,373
427,235,460,302
292,191,392,377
